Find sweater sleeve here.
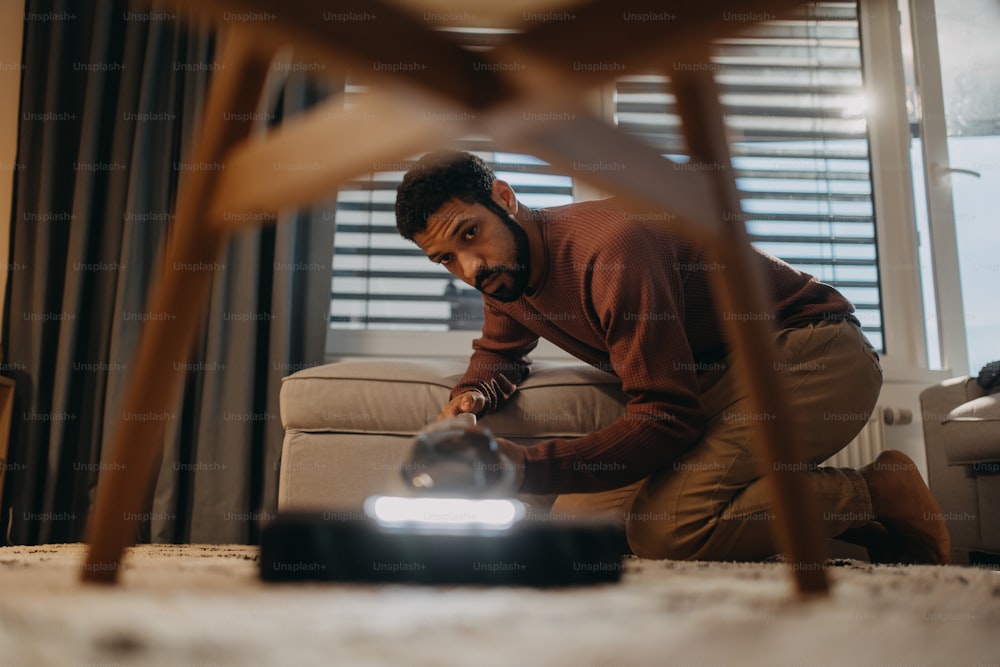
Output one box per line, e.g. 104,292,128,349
450,299,540,414
519,235,707,494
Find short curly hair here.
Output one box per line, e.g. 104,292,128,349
395,150,496,240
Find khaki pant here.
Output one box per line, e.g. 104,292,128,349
551,319,883,561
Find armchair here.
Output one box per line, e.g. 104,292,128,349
921,376,1000,564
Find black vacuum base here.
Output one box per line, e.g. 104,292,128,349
260,511,628,586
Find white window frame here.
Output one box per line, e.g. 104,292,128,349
325,0,932,372
857,0,930,372
901,0,970,376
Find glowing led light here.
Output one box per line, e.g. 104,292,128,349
365,496,525,531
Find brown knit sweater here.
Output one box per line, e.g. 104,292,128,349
450,197,857,495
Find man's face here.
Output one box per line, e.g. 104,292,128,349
413,198,531,303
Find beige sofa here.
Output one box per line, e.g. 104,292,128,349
277,358,628,511
278,357,880,561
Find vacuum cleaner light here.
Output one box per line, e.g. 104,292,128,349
365,495,526,531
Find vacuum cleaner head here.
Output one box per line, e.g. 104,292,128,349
395,414,518,497
260,418,627,586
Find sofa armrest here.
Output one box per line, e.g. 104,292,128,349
920,376,986,424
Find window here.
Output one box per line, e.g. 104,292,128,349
327,2,887,355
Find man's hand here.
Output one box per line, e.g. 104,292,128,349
437,390,486,421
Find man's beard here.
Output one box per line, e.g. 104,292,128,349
474,201,532,303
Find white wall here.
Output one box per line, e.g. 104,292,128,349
880,368,953,481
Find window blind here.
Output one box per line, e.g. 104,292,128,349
614,0,883,348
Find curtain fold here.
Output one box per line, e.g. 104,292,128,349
3,0,336,545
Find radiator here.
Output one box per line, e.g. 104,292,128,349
822,406,912,469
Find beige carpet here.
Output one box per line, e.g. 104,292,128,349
0,544,997,667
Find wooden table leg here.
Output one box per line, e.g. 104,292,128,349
672,55,830,594
82,31,275,582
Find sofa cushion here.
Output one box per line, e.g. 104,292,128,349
945,394,1000,422
279,358,629,438
941,393,1000,465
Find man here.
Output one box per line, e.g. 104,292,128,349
395,149,950,564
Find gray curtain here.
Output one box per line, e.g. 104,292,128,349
2,0,336,545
